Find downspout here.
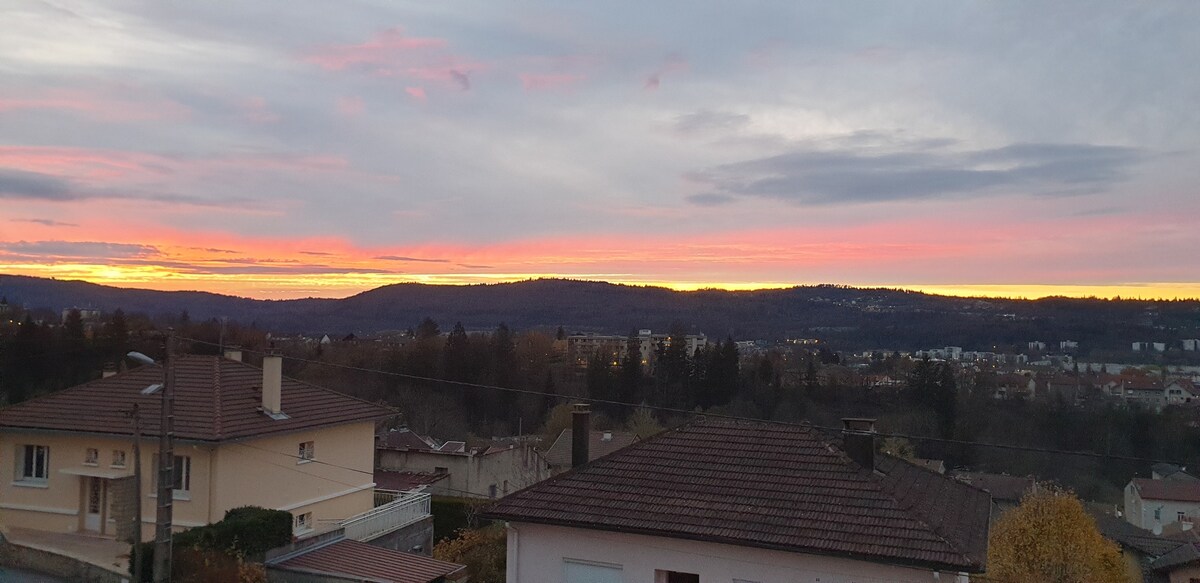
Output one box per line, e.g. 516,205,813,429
508,523,519,583
207,445,217,524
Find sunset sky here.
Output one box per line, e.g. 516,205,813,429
2,2,1198,300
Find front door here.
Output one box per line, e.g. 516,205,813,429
84,477,105,533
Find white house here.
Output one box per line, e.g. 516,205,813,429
485,416,991,583
1125,478,1200,531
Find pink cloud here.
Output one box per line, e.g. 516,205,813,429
336,96,366,116
304,27,447,71
0,88,190,122
519,73,584,91
0,146,350,190
644,53,688,91
239,97,280,123
304,26,484,90
405,87,427,102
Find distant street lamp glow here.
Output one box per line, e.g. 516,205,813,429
127,351,155,366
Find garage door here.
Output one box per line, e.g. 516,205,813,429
564,560,624,583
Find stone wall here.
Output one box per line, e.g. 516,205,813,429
0,535,127,583
109,476,138,543
367,516,434,555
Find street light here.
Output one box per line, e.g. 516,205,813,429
126,328,175,583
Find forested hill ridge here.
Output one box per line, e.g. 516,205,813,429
3,274,1199,353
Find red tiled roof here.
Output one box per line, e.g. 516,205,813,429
952,472,1035,503
486,418,991,572
1134,479,1200,502
0,355,395,442
375,470,448,492
543,429,638,467
378,428,436,451
273,540,465,583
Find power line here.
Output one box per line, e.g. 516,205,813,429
178,335,1188,465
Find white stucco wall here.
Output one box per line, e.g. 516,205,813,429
377,446,547,499
1125,482,1200,531
506,522,972,583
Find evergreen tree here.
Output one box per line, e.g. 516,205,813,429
444,322,472,382
415,317,440,340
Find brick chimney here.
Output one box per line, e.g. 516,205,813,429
571,404,591,468
223,346,242,362
262,352,283,415
842,418,876,470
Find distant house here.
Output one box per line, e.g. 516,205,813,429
376,429,548,499
1126,478,1200,531
994,373,1037,400
1043,375,1083,402
1089,506,1190,583
486,417,992,582
951,471,1036,516
266,538,466,583
1166,380,1199,407
542,428,638,474
1154,463,1200,482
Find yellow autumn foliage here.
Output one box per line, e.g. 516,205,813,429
433,524,506,583
987,488,1134,583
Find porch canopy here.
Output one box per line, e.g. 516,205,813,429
58,466,134,479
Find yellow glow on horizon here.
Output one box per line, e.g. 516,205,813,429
5,261,1200,301
889,284,1200,301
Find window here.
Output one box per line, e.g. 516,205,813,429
298,441,315,462
16,445,49,483
153,455,191,493
656,571,699,583
84,448,99,466
1155,507,1162,521
565,560,622,583
111,450,127,468
294,512,312,533
488,484,497,498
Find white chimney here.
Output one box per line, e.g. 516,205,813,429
224,347,243,362
262,353,282,415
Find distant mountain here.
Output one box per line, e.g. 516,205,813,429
3,274,1199,352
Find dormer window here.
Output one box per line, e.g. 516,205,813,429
298,441,315,463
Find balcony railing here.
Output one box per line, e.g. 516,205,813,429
341,491,431,542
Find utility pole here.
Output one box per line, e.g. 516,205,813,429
128,403,144,583
153,329,175,583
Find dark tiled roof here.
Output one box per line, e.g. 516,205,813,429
486,418,991,572
1151,542,1200,572
951,472,1035,503
375,470,448,492
378,428,436,451
543,429,638,467
273,539,465,583
0,355,395,442
1088,508,1188,557
1134,479,1200,502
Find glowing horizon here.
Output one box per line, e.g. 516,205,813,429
5,263,1199,302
